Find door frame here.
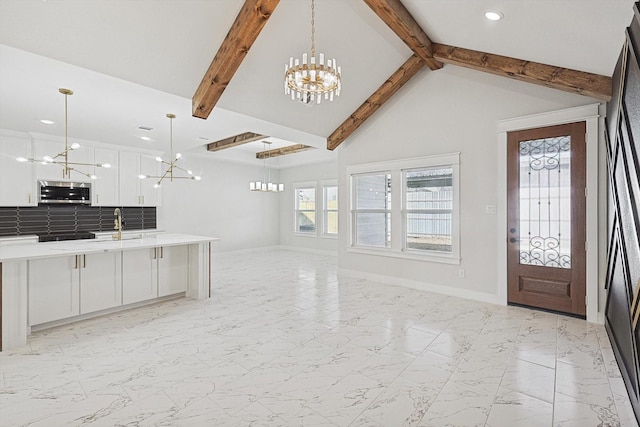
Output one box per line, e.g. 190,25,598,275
497,103,602,323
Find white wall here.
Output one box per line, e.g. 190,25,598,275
337,64,600,304
279,161,338,254
158,154,280,253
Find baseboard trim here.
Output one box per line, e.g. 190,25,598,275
215,245,281,256
30,293,185,332
278,245,338,256
338,267,503,306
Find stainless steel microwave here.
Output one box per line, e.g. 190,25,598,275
38,181,91,205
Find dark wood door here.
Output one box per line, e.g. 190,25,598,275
507,122,587,316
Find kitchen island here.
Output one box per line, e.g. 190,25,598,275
0,233,219,351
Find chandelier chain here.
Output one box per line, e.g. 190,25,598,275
311,0,315,57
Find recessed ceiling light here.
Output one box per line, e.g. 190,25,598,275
484,10,503,21
137,125,153,131
139,136,151,141
40,119,54,125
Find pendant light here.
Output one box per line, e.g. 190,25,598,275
249,141,283,192
16,88,112,180
138,113,201,187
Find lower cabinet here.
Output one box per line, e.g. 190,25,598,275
122,245,188,305
79,252,122,314
28,245,189,326
28,256,79,326
122,248,157,305
28,251,120,326
158,245,188,297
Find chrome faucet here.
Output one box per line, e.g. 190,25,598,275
113,208,123,241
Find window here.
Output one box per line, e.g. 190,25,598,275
352,172,391,248
295,186,316,234
323,183,338,236
404,167,453,253
348,153,459,264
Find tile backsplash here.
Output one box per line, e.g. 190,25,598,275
0,205,156,237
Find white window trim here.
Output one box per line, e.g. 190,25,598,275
293,181,318,237
321,179,338,239
347,153,460,264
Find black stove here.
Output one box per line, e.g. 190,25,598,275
37,232,96,242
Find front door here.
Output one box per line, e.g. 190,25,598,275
507,122,587,317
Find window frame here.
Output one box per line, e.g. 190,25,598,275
351,171,392,249
347,153,460,264
402,166,455,256
293,182,318,236
322,180,338,238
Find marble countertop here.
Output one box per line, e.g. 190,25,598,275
0,233,220,262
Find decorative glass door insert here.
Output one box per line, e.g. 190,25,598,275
518,135,572,268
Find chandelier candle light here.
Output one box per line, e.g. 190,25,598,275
284,0,341,104
17,88,112,180
139,113,201,188
250,141,283,192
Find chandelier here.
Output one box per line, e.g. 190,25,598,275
284,0,341,104
139,113,201,188
250,141,283,192
17,88,112,180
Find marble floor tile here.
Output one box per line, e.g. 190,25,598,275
485,389,553,427
500,358,556,403
0,249,636,426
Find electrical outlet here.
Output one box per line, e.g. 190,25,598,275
458,269,465,278
485,205,497,214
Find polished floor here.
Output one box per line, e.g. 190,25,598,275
0,249,637,426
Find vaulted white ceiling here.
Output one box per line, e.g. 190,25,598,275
0,0,635,167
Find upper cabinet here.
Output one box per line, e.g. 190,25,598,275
0,130,161,207
0,131,36,206
92,148,119,206
119,151,160,207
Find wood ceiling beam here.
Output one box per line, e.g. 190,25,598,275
192,0,280,120
363,0,442,71
207,132,266,152
432,43,612,101
256,144,315,159
327,54,425,151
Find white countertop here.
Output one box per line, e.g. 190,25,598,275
0,233,220,262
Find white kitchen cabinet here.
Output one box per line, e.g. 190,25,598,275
92,148,119,206
28,251,122,325
122,245,188,303
122,247,158,304
0,131,35,206
79,252,122,314
158,245,189,296
34,138,94,182
119,151,160,206
139,154,160,206
28,256,79,325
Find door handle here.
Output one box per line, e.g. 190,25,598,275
160,247,164,259
74,255,79,269
83,254,86,268
509,237,519,243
